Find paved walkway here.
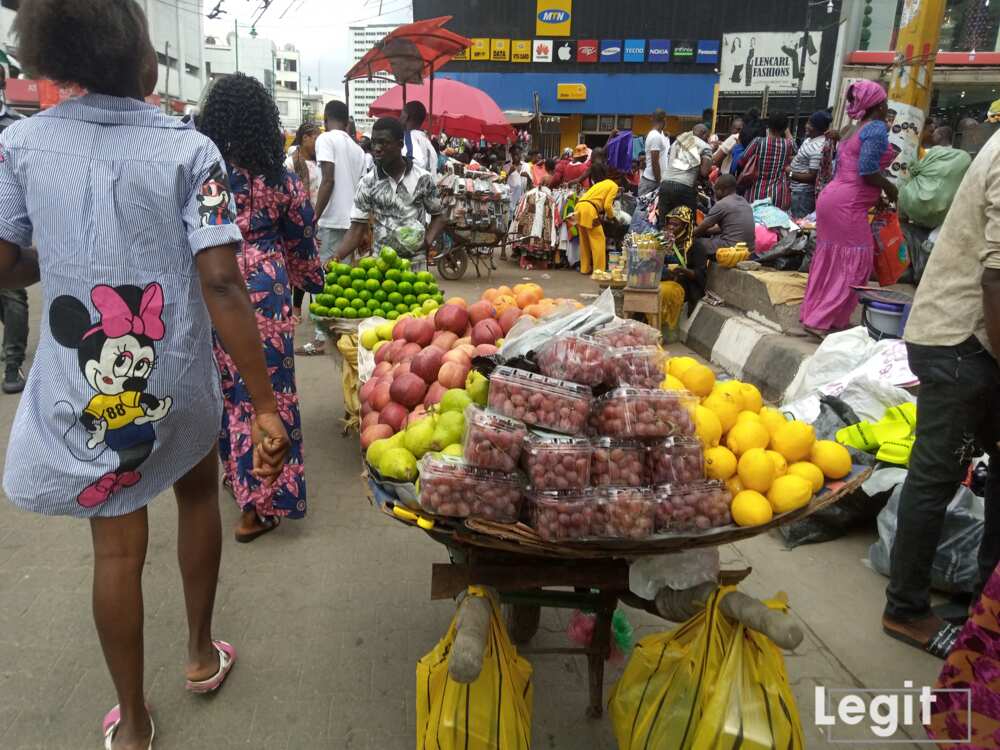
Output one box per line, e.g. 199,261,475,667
0,262,940,749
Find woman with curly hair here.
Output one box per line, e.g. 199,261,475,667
199,73,324,544
3,1,292,747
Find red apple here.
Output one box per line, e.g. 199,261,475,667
361,423,394,449
468,300,497,325
475,344,498,357
393,361,411,377
438,361,471,389
424,381,447,407
471,319,503,346
411,345,445,384
359,378,378,404
404,317,435,347
378,402,409,433
457,344,477,359
361,411,381,431
392,318,410,341
406,405,429,426
435,304,469,335
372,380,393,411
398,342,422,362
498,307,522,335
432,331,458,351
373,361,392,378
389,372,428,409
442,349,472,367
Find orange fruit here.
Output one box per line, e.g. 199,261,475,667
446,297,467,309
494,294,518,313
482,288,500,303
497,285,514,297
515,290,537,308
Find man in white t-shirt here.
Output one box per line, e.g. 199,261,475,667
300,100,365,354
402,101,438,176
713,117,744,175
640,108,670,195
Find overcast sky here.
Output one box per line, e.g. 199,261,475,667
205,0,413,93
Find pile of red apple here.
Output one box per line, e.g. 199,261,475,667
647,437,704,485
521,434,592,490
463,406,527,472
359,301,524,448
418,455,523,522
653,481,732,533
488,366,592,434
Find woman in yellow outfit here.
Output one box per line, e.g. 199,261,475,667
657,206,697,332
573,164,618,274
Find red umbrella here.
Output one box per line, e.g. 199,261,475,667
369,78,514,144
344,17,469,86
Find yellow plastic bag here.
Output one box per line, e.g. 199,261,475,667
336,333,360,430
416,589,533,750
609,587,804,750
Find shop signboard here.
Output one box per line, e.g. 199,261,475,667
490,39,510,62
533,39,553,63
720,31,823,95
512,40,532,63
577,39,599,63
600,40,622,63
453,47,470,61
554,40,576,62
470,38,489,61
696,40,720,64
647,40,671,63
557,83,587,100
623,39,646,63
672,40,696,61
535,0,572,37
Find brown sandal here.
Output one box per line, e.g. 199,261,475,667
234,515,281,543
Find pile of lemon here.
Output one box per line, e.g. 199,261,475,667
661,356,853,528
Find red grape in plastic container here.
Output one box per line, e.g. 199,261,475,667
592,487,656,539
528,489,596,541
590,438,647,487
463,405,527,472
605,346,668,388
418,455,525,522
487,365,593,435
536,334,609,387
647,437,705,485
522,431,592,490
653,480,732,534
593,318,662,348
592,387,697,438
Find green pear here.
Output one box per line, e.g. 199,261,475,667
377,447,418,482
366,436,394,467
439,388,473,414
403,416,437,458
465,371,489,407
442,443,465,458
432,411,466,452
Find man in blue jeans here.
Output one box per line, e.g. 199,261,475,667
882,130,1000,658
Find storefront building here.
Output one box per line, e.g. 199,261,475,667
411,0,841,153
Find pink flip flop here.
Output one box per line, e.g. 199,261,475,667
102,704,154,749
185,640,237,694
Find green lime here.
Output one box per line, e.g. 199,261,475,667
335,296,350,309
433,293,444,304
316,306,331,317
341,307,358,319
413,281,429,295
357,307,372,318
403,294,417,306
351,279,366,293
330,307,344,318
380,246,399,266
350,298,365,310
386,310,399,320
395,303,408,314
399,258,411,271
381,279,398,294
387,291,403,305
359,257,376,271
417,293,430,303
325,273,338,286
375,258,390,274
385,269,402,283
366,268,382,281
381,301,394,313
365,278,380,292
316,294,334,307
336,274,352,288
330,284,344,298
358,290,371,302
342,288,357,301
401,271,417,285
373,290,388,303
308,302,322,315
410,304,422,313
422,299,439,312
417,271,434,284
397,281,413,296
350,267,367,280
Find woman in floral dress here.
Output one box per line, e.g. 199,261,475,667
200,73,324,542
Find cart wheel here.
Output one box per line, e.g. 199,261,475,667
438,247,468,281
504,603,541,644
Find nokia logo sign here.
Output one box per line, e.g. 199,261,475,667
650,48,669,55
538,9,570,23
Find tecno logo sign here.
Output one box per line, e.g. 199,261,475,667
538,9,570,23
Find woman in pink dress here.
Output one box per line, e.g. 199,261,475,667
800,81,898,335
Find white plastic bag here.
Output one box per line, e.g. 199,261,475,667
499,287,618,360
628,549,721,600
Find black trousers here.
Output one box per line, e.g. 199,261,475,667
0,288,28,370
656,180,698,228
885,339,1000,621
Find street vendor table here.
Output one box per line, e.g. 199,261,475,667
622,288,660,330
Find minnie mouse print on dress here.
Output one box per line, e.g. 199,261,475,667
50,282,173,508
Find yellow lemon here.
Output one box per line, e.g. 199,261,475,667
737,410,761,423
681,364,716,398
737,448,775,494
739,382,764,413
731,490,774,527
811,440,852,479
770,420,816,463
758,406,788,438
661,374,687,392
668,356,699,379
787,462,825,493
765,450,788,477
767,474,814,514
704,446,738,480
726,421,771,456
725,475,746,496
702,393,740,434
693,405,723,448
713,381,747,411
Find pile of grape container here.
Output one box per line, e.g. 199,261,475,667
415,317,734,542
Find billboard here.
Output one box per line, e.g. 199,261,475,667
697,40,721,64
470,38,489,61
554,40,576,62
533,39,553,62
577,39,599,63
600,39,622,63
720,31,823,95
623,39,646,63
490,39,510,61
535,0,572,37
511,40,532,63
647,39,671,63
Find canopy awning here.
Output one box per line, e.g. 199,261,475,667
343,16,470,85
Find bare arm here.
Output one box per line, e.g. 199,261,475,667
863,172,898,203
313,161,335,223
425,213,448,249
650,150,662,183
791,169,818,184
0,241,39,288
196,244,288,480
333,222,369,262
699,155,712,179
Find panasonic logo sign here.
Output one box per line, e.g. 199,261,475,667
602,47,621,55
538,9,570,23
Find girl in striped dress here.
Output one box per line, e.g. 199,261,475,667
1,1,290,747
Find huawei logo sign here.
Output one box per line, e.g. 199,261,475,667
536,42,551,55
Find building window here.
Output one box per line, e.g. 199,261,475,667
185,63,200,77
284,59,298,72
277,100,289,116
206,62,212,76
156,52,178,70
285,81,298,91
0,0,18,8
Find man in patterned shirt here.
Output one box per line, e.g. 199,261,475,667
333,117,446,270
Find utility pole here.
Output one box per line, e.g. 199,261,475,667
163,41,171,112
234,18,239,73
793,1,812,138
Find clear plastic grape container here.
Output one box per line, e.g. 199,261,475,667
535,334,610,387
647,437,705,485
462,405,528,472
592,487,657,539
590,438,648,487
593,318,662,348
487,365,593,435
653,480,733,534
522,431,592,490
591,387,697,438
527,489,596,541
418,455,525,523
605,346,668,389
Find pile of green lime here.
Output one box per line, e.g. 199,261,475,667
309,246,445,321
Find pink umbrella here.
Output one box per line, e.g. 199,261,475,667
368,78,514,144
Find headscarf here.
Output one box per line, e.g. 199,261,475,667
846,80,887,121
665,205,694,260
809,110,833,133
988,99,1000,124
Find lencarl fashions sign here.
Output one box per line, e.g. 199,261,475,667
720,31,823,95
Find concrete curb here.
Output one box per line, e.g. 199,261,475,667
682,302,818,403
